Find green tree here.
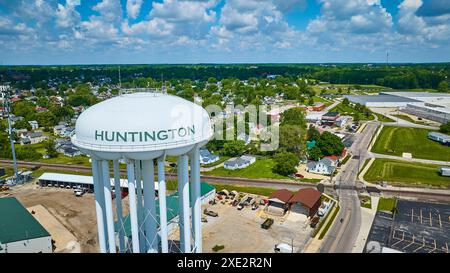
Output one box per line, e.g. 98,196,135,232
438,81,449,92
44,139,58,158
308,146,323,161
36,112,57,128
440,122,450,134
342,98,350,105
307,125,320,141
316,131,344,156
222,140,246,156
272,152,299,176
13,119,32,131
279,125,306,156
280,108,307,128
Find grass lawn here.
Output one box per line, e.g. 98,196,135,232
373,113,395,122
360,195,372,209
377,197,396,212
364,158,450,188
392,114,427,125
318,205,340,240
358,159,371,175
330,103,374,120
204,158,288,180
31,168,92,178
371,126,450,161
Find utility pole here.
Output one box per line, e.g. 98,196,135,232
1,85,18,181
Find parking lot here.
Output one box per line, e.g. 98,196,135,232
365,199,450,253
202,196,312,253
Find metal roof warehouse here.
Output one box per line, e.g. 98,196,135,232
38,172,159,191
0,197,52,253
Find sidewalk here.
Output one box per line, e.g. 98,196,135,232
303,205,339,253
352,196,379,253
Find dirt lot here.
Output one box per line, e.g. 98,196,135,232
202,199,312,253
6,182,127,253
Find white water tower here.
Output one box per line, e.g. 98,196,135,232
72,92,213,253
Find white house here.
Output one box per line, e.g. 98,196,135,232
28,120,39,130
306,158,336,175
199,149,220,165
224,155,256,170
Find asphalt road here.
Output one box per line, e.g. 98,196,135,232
319,121,379,253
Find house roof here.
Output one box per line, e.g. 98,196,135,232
289,188,321,208
0,197,50,244
269,189,294,204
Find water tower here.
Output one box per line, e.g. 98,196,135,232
72,92,213,253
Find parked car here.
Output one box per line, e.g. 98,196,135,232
204,209,218,217
261,218,274,229
237,203,244,210
232,199,240,206
252,203,259,210
318,201,332,216
274,243,296,253
310,216,320,228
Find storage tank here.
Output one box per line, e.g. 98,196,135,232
72,92,213,253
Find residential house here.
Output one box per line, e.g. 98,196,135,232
306,158,337,175
62,147,81,157
53,124,66,136
28,120,39,130
224,155,256,170
199,149,220,165
60,126,75,137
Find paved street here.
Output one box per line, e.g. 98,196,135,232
370,152,450,166
319,121,379,253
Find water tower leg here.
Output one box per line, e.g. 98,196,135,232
134,160,145,252
126,160,140,253
102,160,117,253
177,156,185,252
142,159,158,252
157,157,169,253
191,148,202,253
113,160,125,253
180,154,191,253
91,158,107,253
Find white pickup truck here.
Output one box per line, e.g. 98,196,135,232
318,200,332,216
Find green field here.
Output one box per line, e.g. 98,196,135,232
377,197,396,212
373,113,395,122
371,126,450,161
364,158,450,188
330,103,374,120
204,158,287,180
392,114,429,125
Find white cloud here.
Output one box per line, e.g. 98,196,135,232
126,0,143,19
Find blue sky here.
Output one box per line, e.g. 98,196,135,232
0,0,449,64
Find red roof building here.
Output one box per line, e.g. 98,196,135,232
288,188,322,217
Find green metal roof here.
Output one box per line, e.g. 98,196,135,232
306,140,316,150
115,182,215,237
0,197,50,244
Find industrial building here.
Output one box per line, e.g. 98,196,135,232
403,102,450,124
0,197,52,253
71,92,213,253
344,94,419,108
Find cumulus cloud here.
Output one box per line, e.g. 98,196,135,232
305,0,393,51
126,0,143,19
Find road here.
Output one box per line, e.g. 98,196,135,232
371,152,450,166
319,121,379,253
